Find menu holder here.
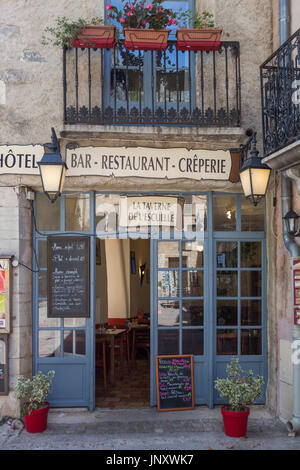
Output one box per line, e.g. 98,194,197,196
48,237,90,318
156,355,195,412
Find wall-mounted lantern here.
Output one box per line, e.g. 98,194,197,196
283,210,300,238
38,128,68,203
239,134,271,206
139,263,146,286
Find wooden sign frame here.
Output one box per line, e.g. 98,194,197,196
0,334,9,396
156,355,195,412
0,257,12,334
48,237,90,318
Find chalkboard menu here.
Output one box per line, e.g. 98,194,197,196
0,334,8,396
48,237,90,318
156,355,194,412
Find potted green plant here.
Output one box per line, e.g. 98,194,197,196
176,10,222,52
14,370,55,433
106,0,178,51
215,358,264,437
42,16,115,49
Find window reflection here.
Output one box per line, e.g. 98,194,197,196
36,193,60,231
39,330,60,357
241,242,262,268
213,195,236,231
241,272,261,297
158,271,179,298
158,329,179,355
217,300,238,326
182,329,204,355
65,193,90,231
217,329,238,355
217,272,238,297
182,271,203,297
158,301,179,326
63,330,86,356
216,242,238,268
241,329,261,355
182,300,203,326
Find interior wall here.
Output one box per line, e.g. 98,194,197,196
130,239,151,318
105,239,130,319
96,239,108,325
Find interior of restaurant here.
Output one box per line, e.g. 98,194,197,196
95,238,151,407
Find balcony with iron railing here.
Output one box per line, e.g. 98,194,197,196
260,28,300,158
63,39,241,127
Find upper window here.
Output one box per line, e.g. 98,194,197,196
104,0,195,111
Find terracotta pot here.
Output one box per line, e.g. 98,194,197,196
124,28,169,51
221,406,250,438
24,402,50,434
72,25,115,49
176,28,222,52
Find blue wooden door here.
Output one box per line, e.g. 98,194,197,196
32,193,95,410
151,193,267,407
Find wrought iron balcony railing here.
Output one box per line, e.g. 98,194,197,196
260,28,300,157
63,40,241,127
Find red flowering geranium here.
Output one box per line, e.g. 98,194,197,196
106,0,178,30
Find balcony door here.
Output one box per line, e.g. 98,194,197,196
103,0,195,114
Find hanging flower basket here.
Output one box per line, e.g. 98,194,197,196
124,28,169,51
72,25,116,49
176,28,222,52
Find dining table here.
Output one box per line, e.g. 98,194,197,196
96,328,126,385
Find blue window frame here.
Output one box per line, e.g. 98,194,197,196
104,0,195,112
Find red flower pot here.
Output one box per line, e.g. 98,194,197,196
72,25,116,49
24,402,50,433
221,406,250,438
124,28,169,51
176,28,222,52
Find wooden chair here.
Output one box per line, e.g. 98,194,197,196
95,339,108,390
132,327,150,366
108,324,131,372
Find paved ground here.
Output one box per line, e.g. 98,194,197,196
0,406,299,451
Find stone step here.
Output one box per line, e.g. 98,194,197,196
46,407,285,435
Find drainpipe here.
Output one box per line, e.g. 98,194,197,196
279,0,300,436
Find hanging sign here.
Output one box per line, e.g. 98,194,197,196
0,145,44,174
0,145,241,182
66,146,239,181
0,257,12,334
120,196,179,227
48,237,90,318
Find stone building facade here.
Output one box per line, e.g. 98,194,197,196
1,0,290,419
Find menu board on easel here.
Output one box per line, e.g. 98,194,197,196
48,237,90,318
156,355,194,412
0,257,12,334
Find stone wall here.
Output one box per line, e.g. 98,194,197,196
0,187,32,417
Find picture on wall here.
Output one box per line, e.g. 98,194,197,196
130,251,136,274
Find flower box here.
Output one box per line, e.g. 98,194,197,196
176,28,222,52
124,28,169,51
72,25,116,49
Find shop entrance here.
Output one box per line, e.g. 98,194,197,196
32,191,267,410
95,239,151,408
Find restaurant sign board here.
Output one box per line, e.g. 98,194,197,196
120,196,179,227
0,145,241,182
